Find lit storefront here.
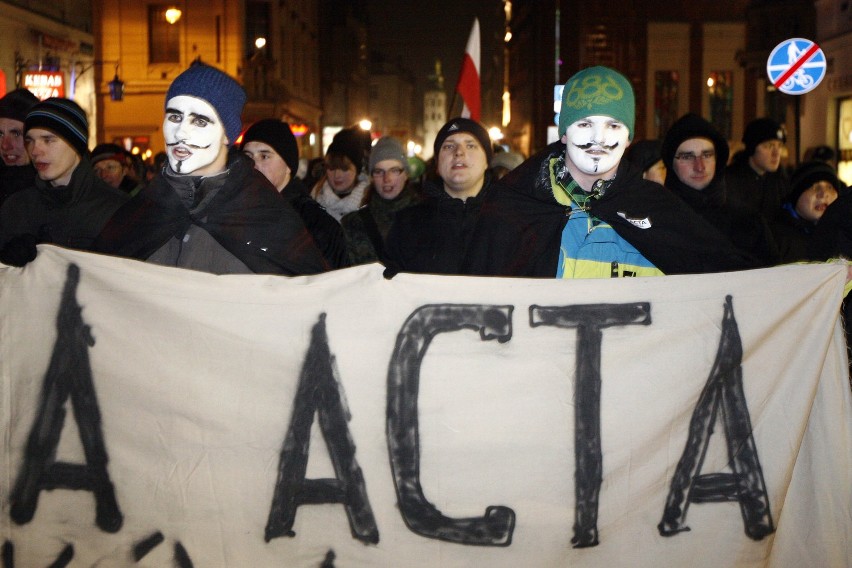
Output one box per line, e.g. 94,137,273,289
0,4,95,142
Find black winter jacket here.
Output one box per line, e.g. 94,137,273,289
93,154,328,275
384,174,493,275
282,177,349,269
0,159,128,250
665,175,781,267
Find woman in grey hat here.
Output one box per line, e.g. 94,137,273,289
340,136,420,265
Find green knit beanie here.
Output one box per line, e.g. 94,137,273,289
558,66,635,140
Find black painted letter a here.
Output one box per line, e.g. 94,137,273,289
10,264,123,533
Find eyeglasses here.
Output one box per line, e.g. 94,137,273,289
674,151,715,163
94,163,123,173
371,167,405,179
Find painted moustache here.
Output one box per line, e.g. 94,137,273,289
573,142,620,151
166,140,212,173
573,141,620,173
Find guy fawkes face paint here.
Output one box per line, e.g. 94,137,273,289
562,115,630,178
163,96,228,176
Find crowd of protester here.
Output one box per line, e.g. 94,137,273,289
1,62,850,289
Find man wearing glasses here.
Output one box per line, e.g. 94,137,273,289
91,143,143,196
462,66,760,278
661,113,780,266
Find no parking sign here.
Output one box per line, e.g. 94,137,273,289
766,38,826,95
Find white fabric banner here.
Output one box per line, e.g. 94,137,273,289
0,246,850,567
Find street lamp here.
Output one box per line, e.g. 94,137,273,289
71,60,125,102
107,64,125,102
165,7,182,25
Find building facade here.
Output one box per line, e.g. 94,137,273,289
367,55,417,146
0,1,96,143
422,60,447,160
504,0,816,160
242,0,323,159
798,0,852,183
93,0,324,160
93,1,242,158
318,0,369,152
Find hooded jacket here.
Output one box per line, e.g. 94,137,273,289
661,113,780,267
92,154,328,275
462,142,761,277
809,192,852,261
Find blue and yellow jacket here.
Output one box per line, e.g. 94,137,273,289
462,142,761,278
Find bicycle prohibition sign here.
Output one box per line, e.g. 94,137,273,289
766,38,826,95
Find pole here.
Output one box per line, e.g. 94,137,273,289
794,96,801,164
555,5,561,85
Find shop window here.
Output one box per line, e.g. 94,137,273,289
836,97,852,186
149,6,180,64
654,71,679,139
707,70,733,140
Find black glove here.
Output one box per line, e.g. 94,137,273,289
0,234,39,267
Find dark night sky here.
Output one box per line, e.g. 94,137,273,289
366,1,504,115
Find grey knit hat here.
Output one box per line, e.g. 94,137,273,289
369,137,408,173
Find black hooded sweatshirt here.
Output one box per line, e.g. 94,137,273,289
661,113,781,267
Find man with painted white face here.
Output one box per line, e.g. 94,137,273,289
383,117,494,274
463,66,759,277
94,62,327,275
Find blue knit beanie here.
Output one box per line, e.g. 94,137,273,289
25,97,89,156
165,61,246,145
558,66,635,140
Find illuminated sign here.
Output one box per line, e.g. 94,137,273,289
24,71,65,100
290,123,309,137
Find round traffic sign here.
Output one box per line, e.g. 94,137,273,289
766,38,826,95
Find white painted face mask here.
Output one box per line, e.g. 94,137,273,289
163,95,228,176
563,115,630,178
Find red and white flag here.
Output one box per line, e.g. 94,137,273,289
455,18,481,121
